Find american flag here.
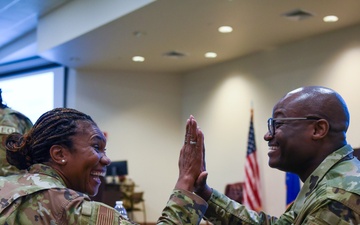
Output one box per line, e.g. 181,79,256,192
243,109,262,211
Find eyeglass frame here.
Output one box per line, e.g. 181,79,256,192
267,116,321,136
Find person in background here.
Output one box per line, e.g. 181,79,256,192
186,86,360,224
0,108,207,224
0,88,33,176
118,175,136,209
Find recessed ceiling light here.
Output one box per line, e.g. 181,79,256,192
132,56,145,62
323,15,338,23
218,26,233,33
205,52,217,58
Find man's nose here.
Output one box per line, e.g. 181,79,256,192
264,131,273,141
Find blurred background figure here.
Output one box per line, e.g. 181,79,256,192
0,88,33,176
119,175,136,209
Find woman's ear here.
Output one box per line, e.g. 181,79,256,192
312,119,330,140
49,145,68,165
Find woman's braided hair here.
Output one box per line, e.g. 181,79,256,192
6,108,95,170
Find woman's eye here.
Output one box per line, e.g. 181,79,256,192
93,145,100,152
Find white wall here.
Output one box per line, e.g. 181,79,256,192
67,70,184,222
67,24,360,222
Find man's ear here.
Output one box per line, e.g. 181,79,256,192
312,119,330,140
49,145,68,165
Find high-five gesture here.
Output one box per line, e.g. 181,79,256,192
175,115,204,192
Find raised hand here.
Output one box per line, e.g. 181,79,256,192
175,115,204,192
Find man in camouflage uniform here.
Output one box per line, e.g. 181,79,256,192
0,89,33,176
193,86,360,224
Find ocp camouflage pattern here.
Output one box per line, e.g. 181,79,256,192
204,145,360,225
0,107,33,176
0,164,208,224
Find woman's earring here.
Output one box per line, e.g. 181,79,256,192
61,159,66,163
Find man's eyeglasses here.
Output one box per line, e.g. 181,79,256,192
267,117,321,136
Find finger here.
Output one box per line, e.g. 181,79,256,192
195,128,206,171
202,144,206,171
189,116,198,145
184,118,190,144
195,127,203,148
195,171,208,187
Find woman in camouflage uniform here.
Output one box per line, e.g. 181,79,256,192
0,108,208,224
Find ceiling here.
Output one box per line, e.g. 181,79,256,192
2,0,360,74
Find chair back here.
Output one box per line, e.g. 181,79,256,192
132,192,144,204
225,182,244,204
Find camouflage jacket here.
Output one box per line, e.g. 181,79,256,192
0,107,33,176
204,145,360,225
0,164,207,225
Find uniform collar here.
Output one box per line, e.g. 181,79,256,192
291,144,353,213
28,163,67,188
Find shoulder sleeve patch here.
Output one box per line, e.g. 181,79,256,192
81,201,93,216
96,204,115,225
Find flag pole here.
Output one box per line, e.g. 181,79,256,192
250,101,254,119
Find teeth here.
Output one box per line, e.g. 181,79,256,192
91,172,106,177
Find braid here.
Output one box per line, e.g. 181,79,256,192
6,108,95,170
